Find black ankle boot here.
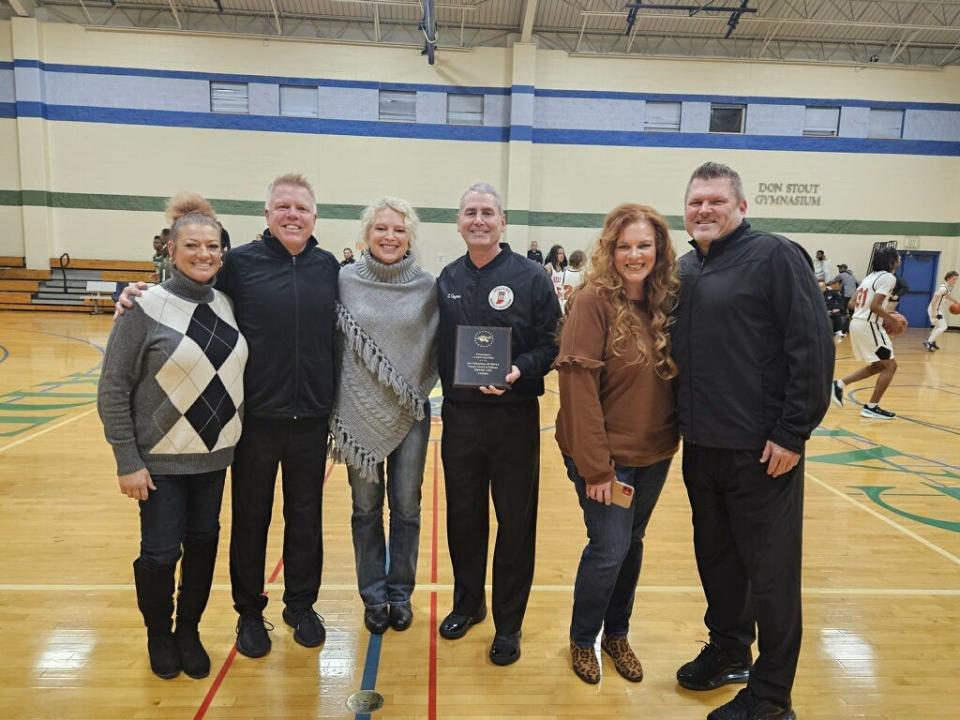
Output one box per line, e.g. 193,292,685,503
133,558,181,679
175,539,218,679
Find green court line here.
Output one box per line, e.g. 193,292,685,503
1,190,957,236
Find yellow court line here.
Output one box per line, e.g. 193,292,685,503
806,468,960,567
3,583,959,597
0,407,99,454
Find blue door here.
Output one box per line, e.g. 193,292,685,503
895,250,939,328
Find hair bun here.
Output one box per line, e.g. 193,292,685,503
165,192,217,224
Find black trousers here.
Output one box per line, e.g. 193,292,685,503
441,399,540,636
230,416,328,615
682,444,804,707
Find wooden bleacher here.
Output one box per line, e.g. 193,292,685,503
0,256,155,313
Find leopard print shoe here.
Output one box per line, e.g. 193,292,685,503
570,642,601,684
601,634,643,682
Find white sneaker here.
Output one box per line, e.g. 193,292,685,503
831,381,844,408
861,405,896,420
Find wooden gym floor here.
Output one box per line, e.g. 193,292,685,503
0,311,957,719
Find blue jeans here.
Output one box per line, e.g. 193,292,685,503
564,455,671,646
139,469,226,567
348,409,431,608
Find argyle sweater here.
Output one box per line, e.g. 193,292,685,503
98,268,248,476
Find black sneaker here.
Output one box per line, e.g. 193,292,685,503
860,404,896,420
931,342,941,350
707,688,796,720
235,613,272,658
922,341,934,352
364,605,389,635
283,606,326,648
676,642,751,691
831,380,844,408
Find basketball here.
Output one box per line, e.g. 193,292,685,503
950,302,960,315
883,311,909,336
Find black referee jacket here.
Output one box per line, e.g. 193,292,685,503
437,243,561,405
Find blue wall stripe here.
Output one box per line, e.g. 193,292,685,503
12,59,959,112
534,88,960,112
11,59,513,95
531,128,960,156
15,102,510,141
0,61,13,71
6,101,959,155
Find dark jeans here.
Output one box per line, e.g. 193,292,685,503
230,416,328,615
348,409,431,608
682,443,804,707
441,399,540,635
139,469,226,567
564,455,670,647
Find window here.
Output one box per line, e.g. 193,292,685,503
379,90,416,122
709,103,745,133
644,101,681,132
447,93,484,126
803,106,840,137
280,86,319,118
868,108,903,139
210,82,249,114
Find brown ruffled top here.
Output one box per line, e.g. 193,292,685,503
554,285,678,485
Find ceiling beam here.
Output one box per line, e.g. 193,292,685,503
521,0,538,43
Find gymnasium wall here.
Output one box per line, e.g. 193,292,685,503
2,18,959,315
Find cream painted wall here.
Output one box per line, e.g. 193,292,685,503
535,49,960,103
41,23,512,88
0,19,956,329
0,20,11,59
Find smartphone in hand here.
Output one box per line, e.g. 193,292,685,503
611,479,634,509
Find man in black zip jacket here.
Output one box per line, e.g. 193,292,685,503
217,174,339,659
435,182,561,667
672,163,833,720
122,174,340,658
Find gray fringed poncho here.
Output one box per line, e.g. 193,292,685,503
330,251,439,481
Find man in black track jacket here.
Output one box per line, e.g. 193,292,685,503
217,174,339,660
435,182,561,667
672,163,833,720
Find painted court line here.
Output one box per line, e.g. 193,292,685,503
428,441,439,720
806,468,960,567
3,583,959,596
0,406,98,453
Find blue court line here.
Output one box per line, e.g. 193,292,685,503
354,548,390,719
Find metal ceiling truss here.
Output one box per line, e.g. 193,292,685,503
11,0,960,67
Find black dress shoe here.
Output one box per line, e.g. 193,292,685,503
364,606,389,635
489,632,521,666
438,606,487,639
389,603,413,632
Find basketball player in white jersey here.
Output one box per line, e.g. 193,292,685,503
831,246,901,419
923,270,958,352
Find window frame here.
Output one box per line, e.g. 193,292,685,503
378,89,417,123
210,81,249,114
709,103,746,134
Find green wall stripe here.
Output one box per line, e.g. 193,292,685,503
2,190,958,237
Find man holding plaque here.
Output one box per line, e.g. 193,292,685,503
436,182,562,666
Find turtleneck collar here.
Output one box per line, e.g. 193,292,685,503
354,250,421,284
162,265,216,303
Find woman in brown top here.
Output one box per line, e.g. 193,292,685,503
555,203,680,685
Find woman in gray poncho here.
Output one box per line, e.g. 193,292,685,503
331,197,439,635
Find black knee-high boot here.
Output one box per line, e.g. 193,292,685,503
133,558,180,679
175,539,218,679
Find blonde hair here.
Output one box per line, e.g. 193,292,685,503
266,173,316,207
569,203,679,379
165,192,218,242
358,196,421,256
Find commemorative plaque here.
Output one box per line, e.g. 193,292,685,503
453,325,512,390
